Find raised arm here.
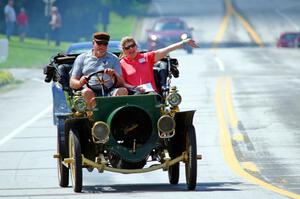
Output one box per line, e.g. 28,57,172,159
154,38,198,62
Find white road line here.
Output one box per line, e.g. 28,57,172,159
0,105,52,147
275,9,300,31
215,56,225,71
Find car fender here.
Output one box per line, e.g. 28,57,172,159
170,110,196,154
64,117,95,160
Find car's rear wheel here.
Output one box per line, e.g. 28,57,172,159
168,162,179,184
57,118,69,187
185,125,197,190
69,130,82,192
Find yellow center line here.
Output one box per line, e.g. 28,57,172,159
213,0,234,48
228,0,264,47
241,162,260,173
232,133,244,142
213,14,231,48
215,77,300,199
213,1,294,197
225,0,234,14
234,12,264,47
213,0,264,48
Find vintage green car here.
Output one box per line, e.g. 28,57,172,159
44,50,201,193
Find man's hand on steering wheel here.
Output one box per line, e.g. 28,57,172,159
85,70,117,92
104,68,122,87
104,68,115,77
79,75,88,87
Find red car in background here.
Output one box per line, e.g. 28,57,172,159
146,18,194,54
277,32,300,48
296,35,300,48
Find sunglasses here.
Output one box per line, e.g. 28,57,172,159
124,43,136,50
95,40,108,46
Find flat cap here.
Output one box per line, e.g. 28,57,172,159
93,32,110,44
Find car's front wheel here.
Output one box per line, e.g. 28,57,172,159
69,130,82,193
185,125,197,190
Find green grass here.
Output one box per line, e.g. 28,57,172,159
0,35,70,69
96,12,136,40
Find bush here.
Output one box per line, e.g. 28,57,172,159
0,70,14,87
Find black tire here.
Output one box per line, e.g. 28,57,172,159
69,130,82,193
168,162,179,184
185,125,197,190
57,119,69,187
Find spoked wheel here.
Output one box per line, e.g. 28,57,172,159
57,119,69,187
185,125,197,190
69,130,82,192
168,162,179,184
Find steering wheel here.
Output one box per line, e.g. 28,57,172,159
85,70,117,93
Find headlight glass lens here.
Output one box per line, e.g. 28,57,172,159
181,33,188,40
92,121,110,144
167,92,182,107
157,115,176,138
150,34,158,41
73,98,87,113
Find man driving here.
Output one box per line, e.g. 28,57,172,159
69,32,128,109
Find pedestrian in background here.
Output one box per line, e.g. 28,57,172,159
4,0,16,40
16,7,28,42
49,6,62,46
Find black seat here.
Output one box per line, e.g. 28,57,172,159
57,64,73,91
153,57,179,95
53,54,79,92
153,61,168,95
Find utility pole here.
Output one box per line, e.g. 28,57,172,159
43,0,56,17
43,0,56,45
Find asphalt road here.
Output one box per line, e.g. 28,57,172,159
0,0,300,198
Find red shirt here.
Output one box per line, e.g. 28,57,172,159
17,12,28,26
120,51,158,91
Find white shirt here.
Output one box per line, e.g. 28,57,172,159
50,13,61,29
4,4,16,22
